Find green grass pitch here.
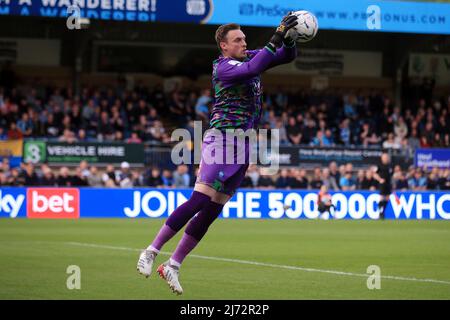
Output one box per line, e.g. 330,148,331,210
0,219,449,299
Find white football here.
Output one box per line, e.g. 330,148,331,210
286,10,319,43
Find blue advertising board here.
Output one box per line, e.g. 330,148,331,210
1,187,449,220
207,0,450,34
1,0,450,34
415,148,450,169
0,0,213,23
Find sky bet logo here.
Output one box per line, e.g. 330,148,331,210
0,190,25,218
27,188,79,219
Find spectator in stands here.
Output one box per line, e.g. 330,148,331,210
169,88,188,126
7,168,23,186
323,129,334,146
0,170,7,185
301,118,316,145
431,132,445,148
328,161,340,184
291,169,309,189
102,164,117,186
40,166,56,186
359,123,371,147
172,164,190,188
394,116,408,143
257,170,274,189
340,171,356,191
343,94,357,118
126,131,142,144
20,162,39,186
77,129,89,142
97,111,114,141
161,169,173,187
377,106,394,139
57,167,72,186
419,135,431,148
117,161,132,188
131,170,144,187
356,170,365,190
408,129,421,150
112,130,124,142
240,171,254,188
438,169,450,190
195,88,211,124
104,178,117,188
16,113,33,137
61,115,73,132
78,160,90,178
87,166,103,187
72,167,88,186
321,168,339,190
58,129,77,143
362,169,378,190
274,119,289,145
427,168,440,190
246,164,259,187
383,132,401,149
148,120,169,143
408,169,427,190
422,122,435,145
394,171,409,191
7,122,23,140
275,169,291,189
146,167,164,187
82,99,96,127
339,118,351,146
44,113,59,138
311,131,325,147
110,107,124,133
286,116,302,145
310,167,322,189
0,160,10,182
345,163,355,178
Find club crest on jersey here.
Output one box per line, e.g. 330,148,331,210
228,60,243,66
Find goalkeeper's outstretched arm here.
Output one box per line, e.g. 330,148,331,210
216,14,298,82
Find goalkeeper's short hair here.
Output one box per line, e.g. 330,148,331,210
215,23,241,52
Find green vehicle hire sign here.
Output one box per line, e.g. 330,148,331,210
23,141,144,165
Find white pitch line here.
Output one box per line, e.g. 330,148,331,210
65,241,450,286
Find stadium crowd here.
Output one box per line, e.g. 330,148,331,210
0,84,449,149
0,82,449,190
1,158,449,191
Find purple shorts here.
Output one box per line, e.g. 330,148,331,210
195,130,250,196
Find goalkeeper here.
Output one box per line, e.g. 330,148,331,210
137,14,298,295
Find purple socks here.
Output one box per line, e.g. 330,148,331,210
185,201,224,241
149,191,210,252
171,201,224,265
150,224,177,251
171,233,199,265
166,191,211,231
149,190,225,267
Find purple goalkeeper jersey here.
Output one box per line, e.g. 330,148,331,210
209,44,297,130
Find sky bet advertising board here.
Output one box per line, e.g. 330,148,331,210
1,187,449,220
1,0,450,34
